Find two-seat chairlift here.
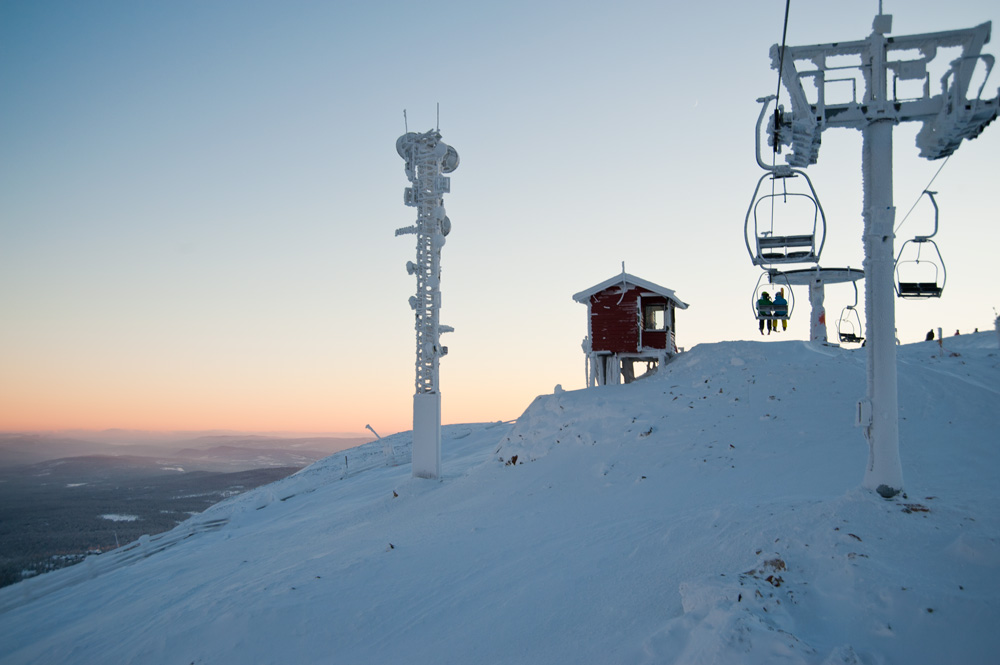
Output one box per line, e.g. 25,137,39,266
837,277,864,344
746,97,827,324
752,270,795,322
894,190,946,299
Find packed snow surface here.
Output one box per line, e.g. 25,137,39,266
1,336,998,664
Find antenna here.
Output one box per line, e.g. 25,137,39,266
394,128,460,479
616,261,627,305
403,109,408,133
436,103,440,132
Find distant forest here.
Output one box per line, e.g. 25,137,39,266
0,464,299,589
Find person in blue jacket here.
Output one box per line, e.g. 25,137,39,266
772,289,788,332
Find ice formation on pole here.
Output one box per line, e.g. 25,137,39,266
395,129,459,479
767,16,998,165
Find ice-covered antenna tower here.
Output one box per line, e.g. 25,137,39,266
395,123,459,479
763,11,998,497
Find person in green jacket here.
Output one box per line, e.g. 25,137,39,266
757,291,774,335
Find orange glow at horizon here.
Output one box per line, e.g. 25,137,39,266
0,362,535,436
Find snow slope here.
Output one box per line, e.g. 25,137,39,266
1,335,998,664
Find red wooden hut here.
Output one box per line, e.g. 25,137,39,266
572,271,689,386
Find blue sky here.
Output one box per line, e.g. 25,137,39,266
1,0,997,435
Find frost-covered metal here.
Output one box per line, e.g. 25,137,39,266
766,18,997,164
761,13,998,497
395,129,459,479
745,98,828,270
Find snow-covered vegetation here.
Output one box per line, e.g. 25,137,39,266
0,335,997,664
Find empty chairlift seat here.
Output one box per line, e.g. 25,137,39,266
894,192,946,300
896,281,943,298
745,171,827,268
756,233,818,263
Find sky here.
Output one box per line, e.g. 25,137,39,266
1,0,998,436
1,334,998,663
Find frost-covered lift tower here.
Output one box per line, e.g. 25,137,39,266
766,12,998,496
395,127,459,479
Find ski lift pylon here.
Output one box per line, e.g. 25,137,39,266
745,97,827,268
894,190,946,299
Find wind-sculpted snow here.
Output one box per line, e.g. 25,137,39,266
0,336,998,664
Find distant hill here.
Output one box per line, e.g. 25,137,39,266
170,435,371,454
1,454,189,482
0,435,113,467
0,435,373,590
0,433,371,469
171,445,331,471
0,459,301,589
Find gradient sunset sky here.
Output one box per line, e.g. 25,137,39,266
2,0,998,437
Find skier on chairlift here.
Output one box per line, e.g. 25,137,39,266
757,291,774,335
773,289,788,332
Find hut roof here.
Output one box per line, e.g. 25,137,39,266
572,272,689,309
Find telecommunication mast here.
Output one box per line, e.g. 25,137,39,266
395,126,460,479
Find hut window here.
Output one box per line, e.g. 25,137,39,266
643,303,667,331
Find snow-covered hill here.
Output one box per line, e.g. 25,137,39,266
1,336,998,664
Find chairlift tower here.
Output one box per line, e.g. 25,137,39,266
766,13,998,496
395,128,459,479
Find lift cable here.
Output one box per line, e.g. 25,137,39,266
771,0,793,163
767,1,794,231
774,0,792,108
894,155,951,234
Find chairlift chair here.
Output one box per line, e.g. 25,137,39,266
752,271,794,322
894,241,946,298
838,279,864,344
894,191,946,299
744,97,828,268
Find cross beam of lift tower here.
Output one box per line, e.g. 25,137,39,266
766,13,998,497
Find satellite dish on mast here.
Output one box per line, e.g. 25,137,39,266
396,133,417,159
441,145,460,173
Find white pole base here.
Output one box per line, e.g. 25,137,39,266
412,392,442,479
